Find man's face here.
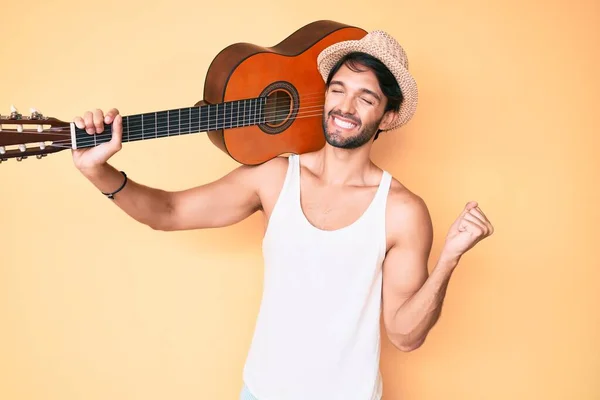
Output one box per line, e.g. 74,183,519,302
322,63,393,149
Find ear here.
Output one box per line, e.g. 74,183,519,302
378,110,398,131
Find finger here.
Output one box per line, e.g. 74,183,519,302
93,109,105,133
468,208,487,224
73,116,85,129
104,108,120,124
459,218,484,236
456,201,478,223
474,206,490,222
462,201,478,215
470,208,494,233
83,111,94,134
450,201,477,232
463,213,488,234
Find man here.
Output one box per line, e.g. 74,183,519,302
72,30,493,400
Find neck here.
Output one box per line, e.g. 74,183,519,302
71,98,267,149
313,143,374,185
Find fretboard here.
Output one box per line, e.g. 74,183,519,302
72,97,267,149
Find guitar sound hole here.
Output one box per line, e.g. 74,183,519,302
265,90,292,128
258,81,299,135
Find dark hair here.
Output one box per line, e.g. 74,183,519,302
325,52,403,140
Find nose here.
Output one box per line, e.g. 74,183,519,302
337,94,356,116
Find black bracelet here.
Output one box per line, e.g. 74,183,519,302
102,171,128,200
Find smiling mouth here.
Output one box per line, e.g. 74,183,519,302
331,116,359,130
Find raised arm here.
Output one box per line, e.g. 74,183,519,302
73,108,265,231
382,191,494,352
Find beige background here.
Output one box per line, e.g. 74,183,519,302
1,0,599,399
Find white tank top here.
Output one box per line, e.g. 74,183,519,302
242,154,392,400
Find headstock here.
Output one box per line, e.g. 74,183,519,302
0,105,73,163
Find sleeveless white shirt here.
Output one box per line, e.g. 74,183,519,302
242,154,392,400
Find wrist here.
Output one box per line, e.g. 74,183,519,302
79,163,111,179
437,250,461,271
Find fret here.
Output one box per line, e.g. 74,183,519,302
214,104,217,131
125,114,143,143
181,107,190,134
199,105,208,132
224,102,229,129
142,112,156,139
168,110,178,136
156,111,168,138
207,104,218,132
192,106,200,133
258,98,264,124
231,100,240,129
256,98,260,125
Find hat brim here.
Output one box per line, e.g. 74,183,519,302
317,41,418,131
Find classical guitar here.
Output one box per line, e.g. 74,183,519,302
0,20,366,166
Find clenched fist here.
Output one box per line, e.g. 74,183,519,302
442,201,494,260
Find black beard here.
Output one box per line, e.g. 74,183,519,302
322,110,381,149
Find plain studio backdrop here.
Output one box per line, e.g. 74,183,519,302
1,0,598,399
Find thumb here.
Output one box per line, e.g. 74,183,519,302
460,201,478,217
110,114,123,151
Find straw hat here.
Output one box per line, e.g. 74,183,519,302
316,30,418,130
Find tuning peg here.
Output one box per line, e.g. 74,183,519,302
30,108,44,119
29,108,45,132
10,105,24,132
10,105,22,119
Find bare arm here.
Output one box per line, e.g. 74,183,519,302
381,195,454,351
81,162,263,231
382,195,494,352
73,107,264,231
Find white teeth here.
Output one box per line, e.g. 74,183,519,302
333,117,356,129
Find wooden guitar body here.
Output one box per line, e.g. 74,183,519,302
201,20,367,164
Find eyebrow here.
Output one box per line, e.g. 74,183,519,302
329,80,382,102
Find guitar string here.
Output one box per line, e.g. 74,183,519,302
0,104,326,151
45,110,332,150
47,103,331,147
1,95,328,140
61,109,332,149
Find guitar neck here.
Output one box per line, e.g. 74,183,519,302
70,97,267,149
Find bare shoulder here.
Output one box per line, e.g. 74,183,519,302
385,176,434,252
247,155,291,212
251,154,289,179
